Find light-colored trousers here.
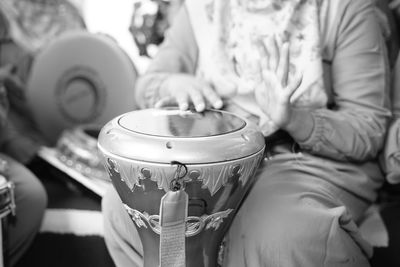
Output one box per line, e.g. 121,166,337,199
102,148,375,267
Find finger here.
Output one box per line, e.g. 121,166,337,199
202,85,223,109
175,91,190,111
389,0,400,9
277,41,290,87
267,35,279,72
257,38,270,71
285,73,303,100
188,87,206,112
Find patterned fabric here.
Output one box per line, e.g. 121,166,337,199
0,0,84,53
186,0,328,134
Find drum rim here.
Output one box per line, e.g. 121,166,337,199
98,108,265,164
98,143,265,165
118,108,247,138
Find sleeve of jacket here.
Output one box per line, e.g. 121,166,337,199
297,0,391,162
135,6,198,109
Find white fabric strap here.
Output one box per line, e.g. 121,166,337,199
159,190,188,267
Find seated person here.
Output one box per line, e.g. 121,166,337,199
0,65,47,267
103,0,391,266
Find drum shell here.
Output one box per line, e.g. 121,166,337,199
101,148,265,267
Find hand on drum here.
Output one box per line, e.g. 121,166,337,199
255,35,303,129
155,73,224,112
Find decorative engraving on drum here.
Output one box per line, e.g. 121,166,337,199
105,158,123,182
124,206,148,229
140,168,152,179
123,204,233,237
55,65,106,123
104,151,264,196
188,170,201,180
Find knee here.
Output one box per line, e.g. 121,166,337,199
251,206,330,250
102,187,123,219
25,175,48,215
101,187,142,248
12,167,48,224
238,205,369,266
101,187,127,231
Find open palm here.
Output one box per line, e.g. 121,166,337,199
255,36,302,129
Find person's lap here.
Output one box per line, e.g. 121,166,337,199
223,153,372,267
2,153,47,267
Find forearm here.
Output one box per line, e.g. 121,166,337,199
287,108,388,161
135,73,170,109
135,6,198,108
135,50,197,109
283,108,314,143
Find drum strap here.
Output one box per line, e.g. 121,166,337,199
159,190,188,267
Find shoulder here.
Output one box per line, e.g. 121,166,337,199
320,0,381,59
320,0,376,31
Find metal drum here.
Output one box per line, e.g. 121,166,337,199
98,108,265,267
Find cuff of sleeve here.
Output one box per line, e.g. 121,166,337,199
297,111,325,151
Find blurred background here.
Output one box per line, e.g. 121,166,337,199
0,1,399,267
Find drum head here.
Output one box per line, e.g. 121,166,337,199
27,30,138,145
119,108,246,137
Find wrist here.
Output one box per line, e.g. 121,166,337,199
282,108,314,142
141,74,170,108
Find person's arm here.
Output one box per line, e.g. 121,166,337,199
285,0,391,162
135,6,198,109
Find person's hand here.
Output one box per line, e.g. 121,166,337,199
155,73,223,112
254,36,302,129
